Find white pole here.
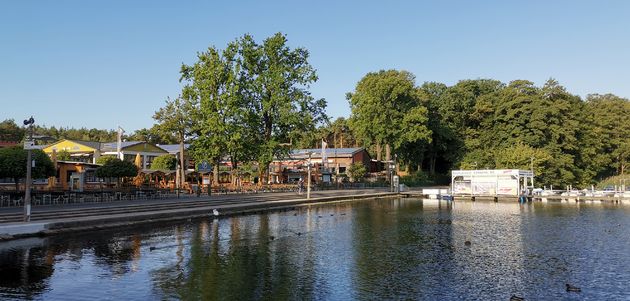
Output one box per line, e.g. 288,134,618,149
117,126,124,160
23,117,34,222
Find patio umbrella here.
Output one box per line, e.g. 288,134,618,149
134,154,143,187
134,153,142,169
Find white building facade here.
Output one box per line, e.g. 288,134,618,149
451,169,534,196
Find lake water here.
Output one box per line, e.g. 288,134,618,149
0,198,629,300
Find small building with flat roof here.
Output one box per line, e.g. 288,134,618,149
451,169,534,197
269,147,373,184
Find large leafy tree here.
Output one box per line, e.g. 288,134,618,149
180,40,250,185
130,126,177,145
150,155,177,170
0,119,25,142
153,96,195,187
241,33,327,184
181,33,326,185
580,94,630,181
438,79,504,171
95,158,138,187
0,147,55,190
348,70,431,163
490,79,583,186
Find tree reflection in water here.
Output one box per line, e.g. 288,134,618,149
0,199,629,300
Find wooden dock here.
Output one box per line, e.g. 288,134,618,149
400,191,629,203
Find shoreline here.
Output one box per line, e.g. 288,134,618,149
0,192,398,241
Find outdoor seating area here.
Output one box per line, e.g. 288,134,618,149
0,189,193,207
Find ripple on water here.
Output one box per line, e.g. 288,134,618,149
0,199,629,300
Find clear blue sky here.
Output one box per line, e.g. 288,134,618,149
1,0,629,132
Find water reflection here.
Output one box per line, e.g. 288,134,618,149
0,199,629,300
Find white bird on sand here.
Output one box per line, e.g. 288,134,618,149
212,209,220,217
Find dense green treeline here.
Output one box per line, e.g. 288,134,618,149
345,71,630,187
0,119,119,142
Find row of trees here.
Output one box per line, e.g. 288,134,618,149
346,71,630,187
3,33,629,188
0,120,120,143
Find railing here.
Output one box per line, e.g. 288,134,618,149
0,182,390,208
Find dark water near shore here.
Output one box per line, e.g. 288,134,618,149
0,198,629,300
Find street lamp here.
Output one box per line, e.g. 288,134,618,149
307,152,314,199
530,157,535,189
389,159,397,192
23,116,35,222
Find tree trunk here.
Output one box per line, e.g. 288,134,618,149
375,143,382,161
259,161,271,187
385,144,391,162
213,161,219,186
231,160,238,187
179,132,186,188
14,178,19,192
429,155,436,175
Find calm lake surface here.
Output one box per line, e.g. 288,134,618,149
0,198,629,300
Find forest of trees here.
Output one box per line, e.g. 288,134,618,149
2,33,629,188
346,72,630,187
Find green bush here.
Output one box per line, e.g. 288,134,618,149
400,170,432,187
597,174,630,190
347,163,367,182
96,155,118,165
151,155,176,170
96,158,138,178
0,147,55,190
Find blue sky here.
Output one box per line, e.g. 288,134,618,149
1,0,629,132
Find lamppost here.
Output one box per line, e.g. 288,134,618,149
389,155,397,192
530,156,535,190
23,116,35,222
307,152,314,199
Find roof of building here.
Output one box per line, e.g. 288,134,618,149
0,141,19,148
156,144,191,154
287,147,364,159
45,139,102,151
73,140,102,150
100,141,144,152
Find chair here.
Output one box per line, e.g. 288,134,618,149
43,194,52,205
33,194,42,206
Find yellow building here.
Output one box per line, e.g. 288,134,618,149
43,140,168,169
43,139,102,164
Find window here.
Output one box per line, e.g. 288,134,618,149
85,169,100,183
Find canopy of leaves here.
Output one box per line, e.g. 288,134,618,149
150,155,177,170
95,158,138,178
347,70,431,162
96,155,118,165
347,74,630,187
0,119,25,142
56,149,72,161
347,162,367,183
0,147,55,181
181,32,327,178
